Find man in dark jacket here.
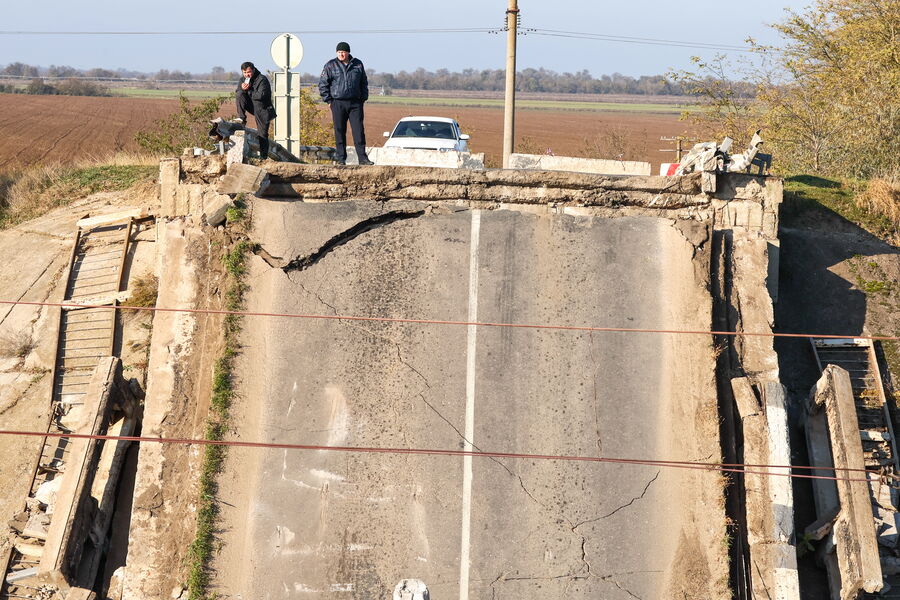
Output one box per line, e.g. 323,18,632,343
235,61,276,158
318,42,373,165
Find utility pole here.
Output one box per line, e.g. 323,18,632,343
502,0,518,168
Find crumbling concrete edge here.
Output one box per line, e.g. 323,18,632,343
121,220,201,600
729,232,800,599
763,381,802,599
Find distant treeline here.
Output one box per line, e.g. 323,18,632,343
1,61,757,97
0,78,111,97
366,68,696,96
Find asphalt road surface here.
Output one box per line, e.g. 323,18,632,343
213,199,720,599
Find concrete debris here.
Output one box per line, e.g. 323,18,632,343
76,208,148,230
216,162,269,197
226,130,247,166
806,366,885,597
393,579,430,600
201,194,234,227
674,130,769,177
208,117,301,162
23,511,51,540
35,478,62,514
6,566,39,583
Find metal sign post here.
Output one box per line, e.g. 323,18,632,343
271,33,304,155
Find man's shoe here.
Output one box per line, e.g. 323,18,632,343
334,160,346,165
231,117,245,124
359,158,374,165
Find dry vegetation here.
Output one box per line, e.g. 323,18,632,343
0,152,157,228
856,178,900,241
123,273,160,308
0,330,34,360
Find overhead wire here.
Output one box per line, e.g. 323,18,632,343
0,26,754,54
0,28,495,36
1,299,896,343
0,429,891,486
527,28,754,53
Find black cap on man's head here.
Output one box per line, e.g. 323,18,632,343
336,42,351,52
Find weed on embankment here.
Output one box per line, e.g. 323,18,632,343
186,239,251,600
782,175,900,242
0,154,157,229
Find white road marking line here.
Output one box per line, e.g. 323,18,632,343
459,209,481,600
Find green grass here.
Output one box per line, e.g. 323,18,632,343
54,164,156,196
115,85,691,113
117,87,233,100
366,94,692,114
186,239,251,600
1,162,157,229
782,175,899,240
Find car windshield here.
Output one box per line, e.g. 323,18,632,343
392,121,457,139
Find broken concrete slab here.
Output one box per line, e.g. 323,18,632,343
216,163,269,196
226,130,248,166
76,208,149,230
808,365,884,597
201,194,234,227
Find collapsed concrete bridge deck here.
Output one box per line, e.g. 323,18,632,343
0,155,797,599
113,157,794,599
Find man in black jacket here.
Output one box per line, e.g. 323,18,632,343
235,61,276,158
318,42,373,165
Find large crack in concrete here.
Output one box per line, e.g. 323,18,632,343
573,470,661,529
254,209,426,272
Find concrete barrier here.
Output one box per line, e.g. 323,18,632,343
508,153,651,176
347,147,485,169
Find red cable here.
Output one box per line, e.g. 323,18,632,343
1,299,896,342
0,429,884,485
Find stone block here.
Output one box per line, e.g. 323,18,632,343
227,131,247,166
203,194,234,227
158,158,180,217
217,163,269,196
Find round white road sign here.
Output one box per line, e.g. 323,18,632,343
270,33,304,70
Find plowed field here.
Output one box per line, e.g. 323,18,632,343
2,93,693,172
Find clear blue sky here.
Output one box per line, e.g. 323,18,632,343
1,0,810,76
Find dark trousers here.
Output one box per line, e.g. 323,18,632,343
236,90,272,157
330,99,368,162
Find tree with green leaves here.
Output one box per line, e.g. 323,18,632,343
135,93,228,155
674,0,900,177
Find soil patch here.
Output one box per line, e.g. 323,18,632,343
1,94,694,175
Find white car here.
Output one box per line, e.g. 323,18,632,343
382,116,470,152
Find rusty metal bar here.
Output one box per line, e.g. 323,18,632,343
115,218,133,293
867,341,900,475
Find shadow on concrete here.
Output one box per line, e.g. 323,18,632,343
774,184,900,599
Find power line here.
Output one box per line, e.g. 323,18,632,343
1,299,897,342
0,429,888,486
528,28,754,53
0,26,756,54
0,28,495,36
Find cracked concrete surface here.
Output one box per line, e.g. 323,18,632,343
213,198,728,599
